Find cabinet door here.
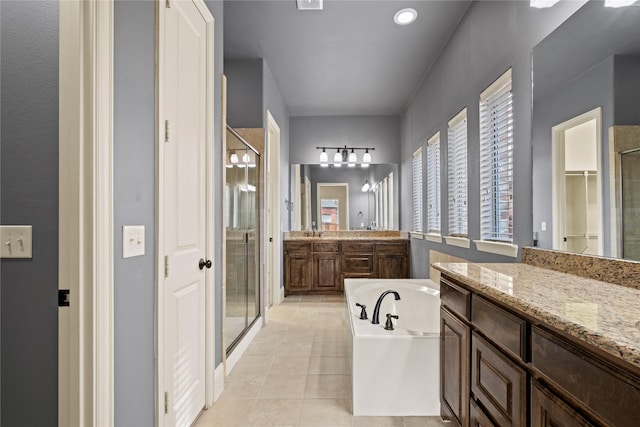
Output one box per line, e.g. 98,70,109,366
470,400,496,427
471,332,527,427
531,380,594,427
284,253,311,294
441,307,470,427
312,253,340,291
376,254,408,278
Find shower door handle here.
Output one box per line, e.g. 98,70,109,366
199,258,212,270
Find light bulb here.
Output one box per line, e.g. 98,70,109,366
242,152,250,163
362,149,372,164
319,148,328,163
333,149,342,163
348,149,357,166
230,153,239,164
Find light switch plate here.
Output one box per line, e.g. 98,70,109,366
123,225,145,258
1,225,33,258
541,221,547,232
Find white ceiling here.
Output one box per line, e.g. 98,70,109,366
224,0,472,116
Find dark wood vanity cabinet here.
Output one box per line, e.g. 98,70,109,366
440,274,640,427
283,239,409,295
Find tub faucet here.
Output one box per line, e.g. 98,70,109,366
371,290,401,324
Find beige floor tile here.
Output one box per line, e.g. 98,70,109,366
402,416,448,427
269,356,310,377
230,355,274,378
193,398,255,427
244,398,303,426
220,376,265,399
274,341,314,357
299,398,352,426
304,374,349,399
312,340,347,357
352,416,404,427
259,375,307,399
308,356,349,375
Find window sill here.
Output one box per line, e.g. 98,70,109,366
424,233,442,243
444,236,470,248
410,232,424,240
473,240,518,258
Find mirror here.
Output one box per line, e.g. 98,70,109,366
290,163,399,231
531,0,640,260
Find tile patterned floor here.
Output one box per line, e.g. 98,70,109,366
194,295,448,427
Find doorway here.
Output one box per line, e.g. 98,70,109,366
552,108,602,255
317,183,349,231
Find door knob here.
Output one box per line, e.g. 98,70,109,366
199,258,212,270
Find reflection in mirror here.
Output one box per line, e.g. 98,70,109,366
531,0,640,259
290,163,398,231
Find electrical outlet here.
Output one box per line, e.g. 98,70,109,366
1,225,33,258
123,225,145,258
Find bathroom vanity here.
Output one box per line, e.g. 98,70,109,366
283,231,409,295
434,249,640,427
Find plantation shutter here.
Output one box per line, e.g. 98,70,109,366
479,69,514,242
412,148,423,232
426,133,441,235
448,108,468,237
388,172,394,229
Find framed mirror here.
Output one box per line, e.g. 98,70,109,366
531,0,640,260
290,163,399,231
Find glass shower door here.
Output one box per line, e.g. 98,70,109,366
622,149,640,261
225,127,260,353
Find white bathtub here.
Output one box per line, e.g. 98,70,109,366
344,278,440,416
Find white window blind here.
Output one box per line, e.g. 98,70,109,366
448,108,468,237
426,133,441,235
388,172,394,229
479,69,514,242
411,148,423,232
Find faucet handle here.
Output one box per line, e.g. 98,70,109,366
384,313,399,331
355,303,368,320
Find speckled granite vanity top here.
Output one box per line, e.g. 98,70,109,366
433,262,640,370
284,230,408,241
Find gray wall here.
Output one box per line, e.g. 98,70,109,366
289,115,401,165
226,58,263,128
114,2,156,425
1,2,59,425
532,57,615,253
399,0,585,277
614,55,640,125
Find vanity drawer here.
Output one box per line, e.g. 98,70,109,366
341,254,373,273
440,276,470,321
531,326,640,427
341,241,374,253
471,295,526,360
284,241,312,253
375,241,407,253
312,241,339,252
471,332,527,427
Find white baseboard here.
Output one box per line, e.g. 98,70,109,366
225,317,263,374
279,286,285,303
213,363,225,402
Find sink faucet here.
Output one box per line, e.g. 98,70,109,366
371,290,401,324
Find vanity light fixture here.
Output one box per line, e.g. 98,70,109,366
296,0,323,11
316,146,375,166
362,180,370,192
242,152,251,163
604,0,637,7
394,8,417,25
530,0,560,7
230,152,239,164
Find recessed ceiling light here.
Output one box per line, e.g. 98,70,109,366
394,8,417,25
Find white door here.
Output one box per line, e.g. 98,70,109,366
266,112,281,308
161,1,211,425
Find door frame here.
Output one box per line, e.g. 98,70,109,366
156,1,216,424
58,1,114,425
551,107,603,255
266,111,282,311
316,183,350,231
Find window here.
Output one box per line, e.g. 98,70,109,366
448,108,468,237
479,69,513,242
426,133,441,235
388,172,394,229
382,177,389,229
411,148,423,232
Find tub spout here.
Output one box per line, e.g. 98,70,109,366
371,290,401,324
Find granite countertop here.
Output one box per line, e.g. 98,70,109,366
284,236,409,241
433,262,640,371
